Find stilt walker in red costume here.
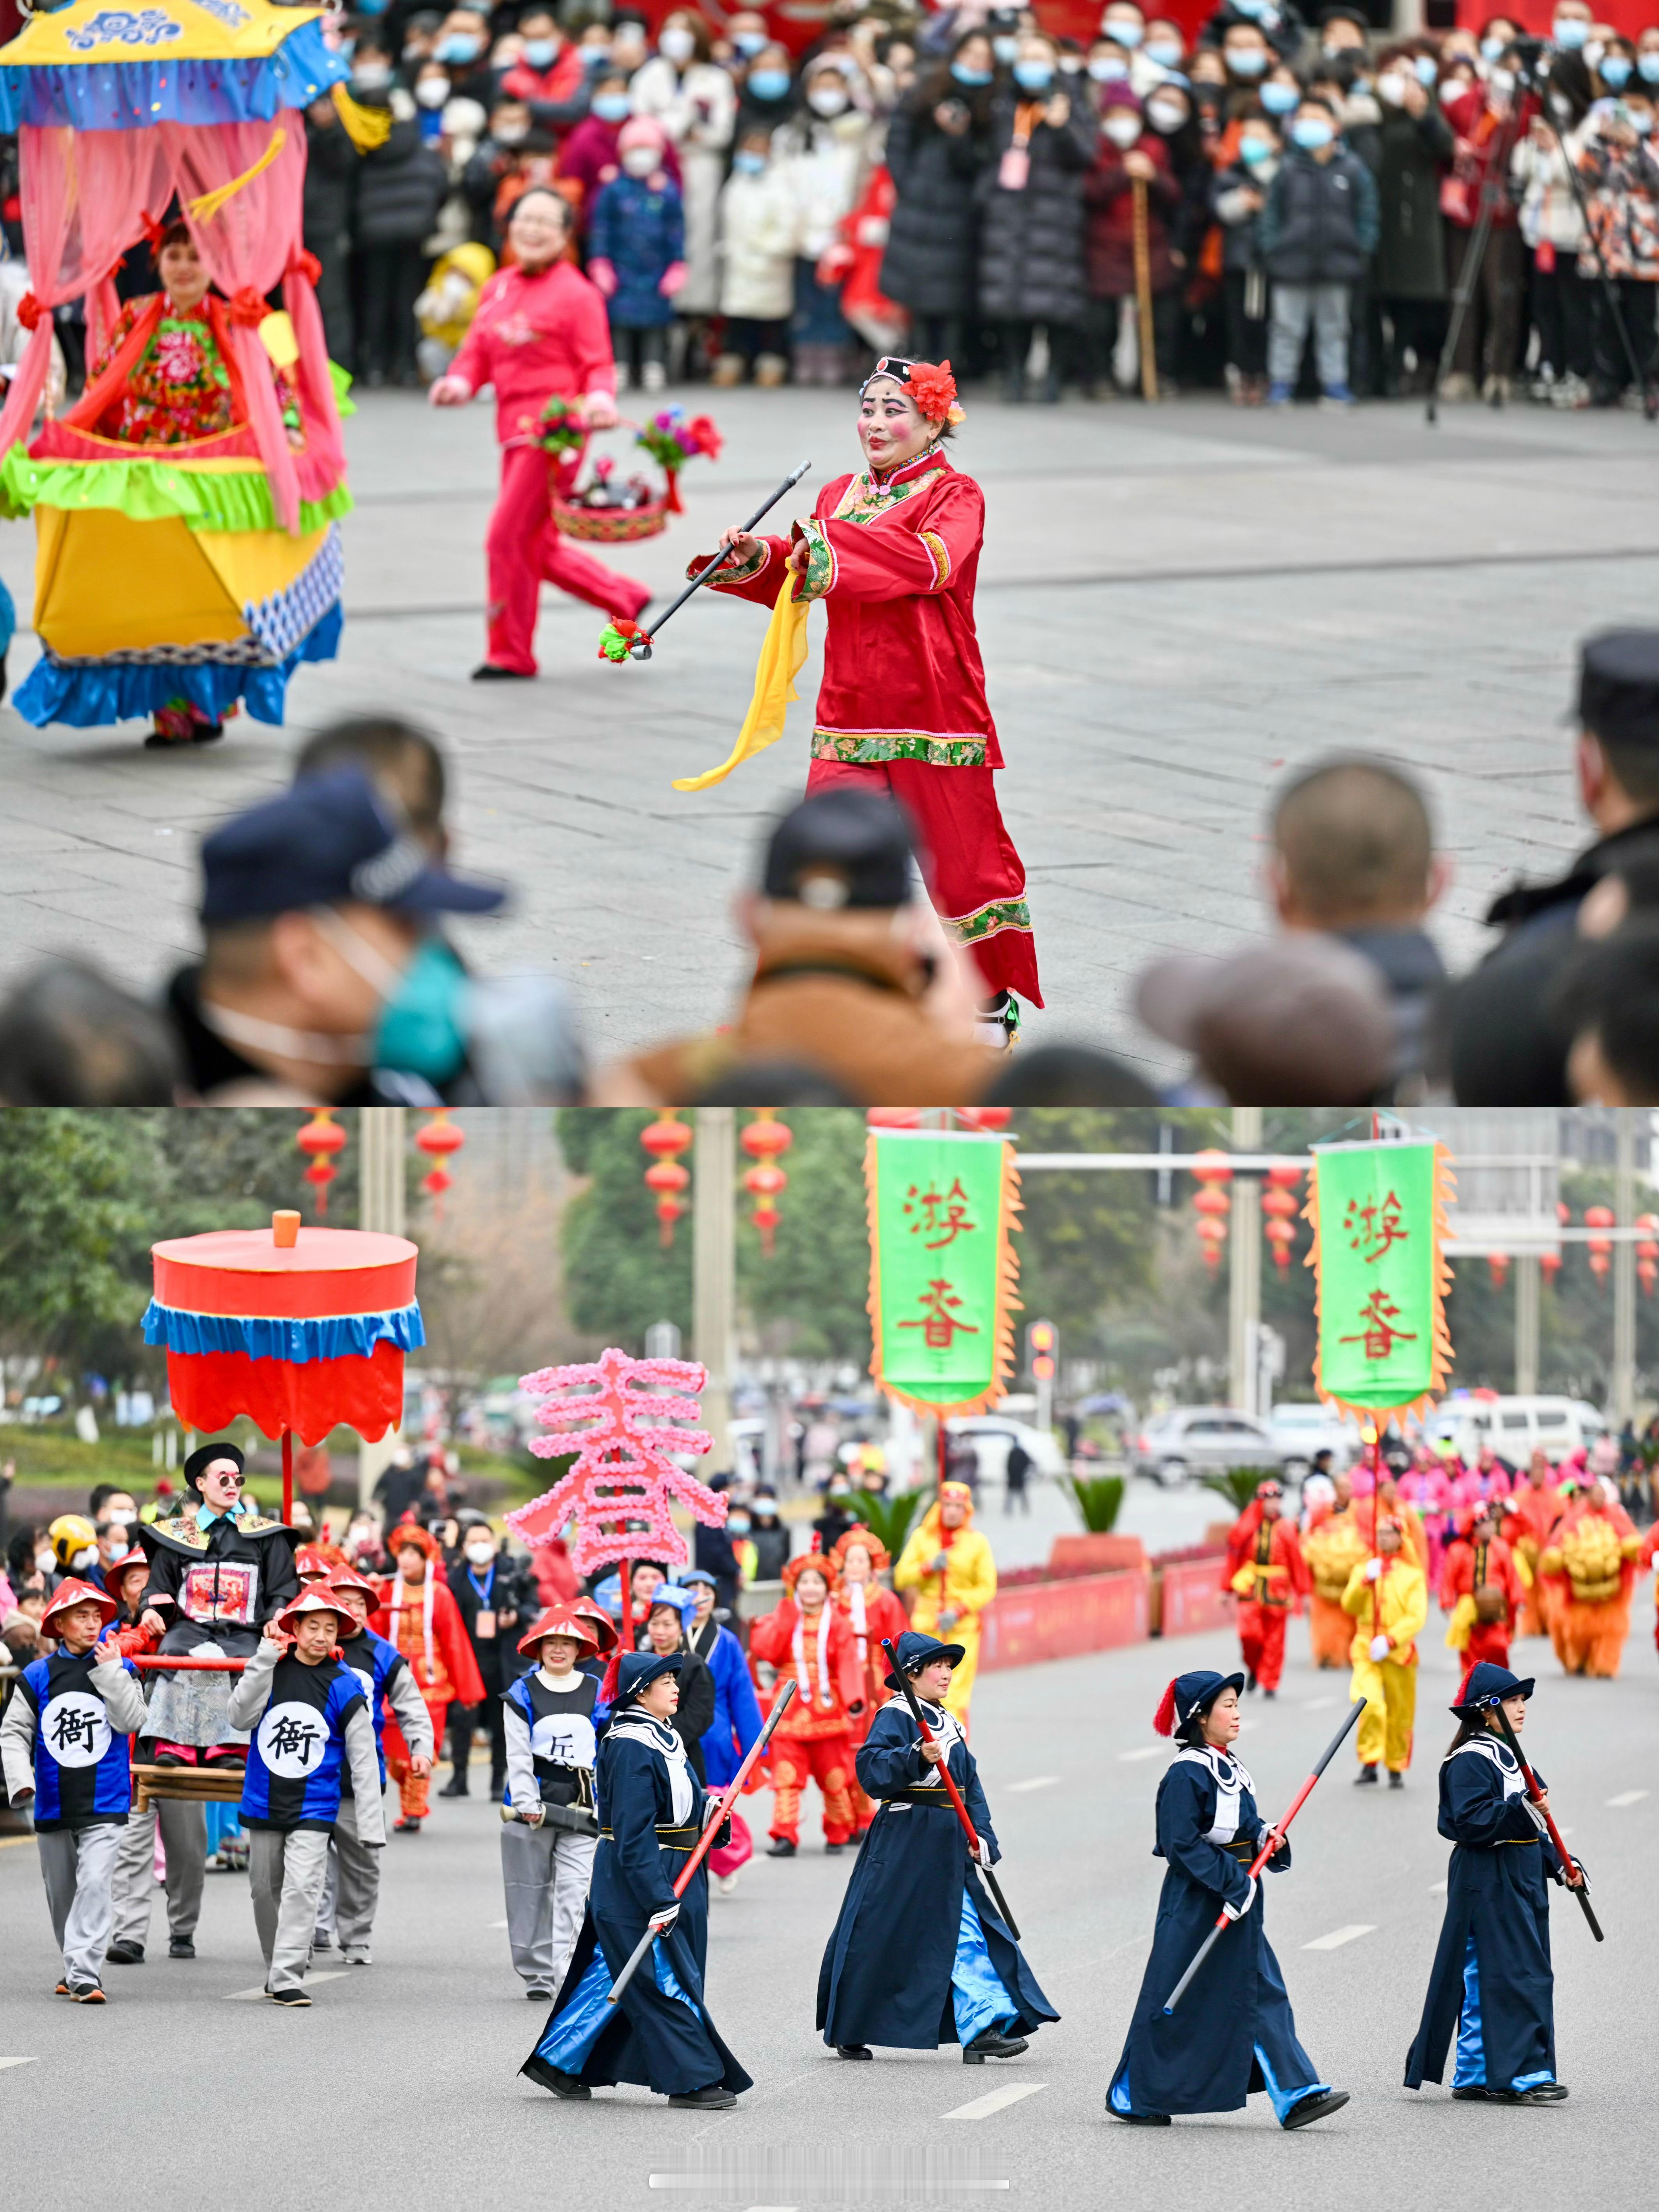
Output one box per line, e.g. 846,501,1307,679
1227,1482,1307,1699
692,356,1040,1043
430,187,650,680
748,1550,865,1857
1440,1502,1526,1673
371,1523,484,1831
830,1523,908,1837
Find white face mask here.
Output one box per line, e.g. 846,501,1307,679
353,61,392,87
464,1541,495,1564
416,76,450,107
808,82,849,115
621,145,660,174
660,25,695,62
1103,111,1142,144
1146,97,1186,130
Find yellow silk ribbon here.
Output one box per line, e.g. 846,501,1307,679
673,574,810,792
186,128,287,225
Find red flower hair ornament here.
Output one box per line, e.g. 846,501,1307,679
864,355,966,426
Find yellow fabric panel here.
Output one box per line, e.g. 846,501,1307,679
192,522,329,607
0,0,325,67
34,508,246,657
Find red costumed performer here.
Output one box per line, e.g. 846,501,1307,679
372,1523,485,1829
695,356,1039,1041
430,187,650,680
748,1549,866,1855
1226,1481,1308,1696
830,1522,908,1836
1502,1452,1564,1638
1440,1503,1527,1671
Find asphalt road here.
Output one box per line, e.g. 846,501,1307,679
2,1603,1654,2212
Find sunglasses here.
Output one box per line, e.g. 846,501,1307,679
205,1469,248,1489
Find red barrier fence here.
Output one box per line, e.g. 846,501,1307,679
1154,1555,1236,1639
980,1567,1150,1672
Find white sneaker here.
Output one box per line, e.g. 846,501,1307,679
342,1946,372,1966
643,359,666,392
717,1872,740,1895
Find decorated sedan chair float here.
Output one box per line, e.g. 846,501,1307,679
0,0,356,746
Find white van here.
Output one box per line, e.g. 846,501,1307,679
1426,1395,1606,1468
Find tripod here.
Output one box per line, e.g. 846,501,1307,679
1427,50,1656,425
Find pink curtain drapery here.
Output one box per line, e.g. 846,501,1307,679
0,126,170,454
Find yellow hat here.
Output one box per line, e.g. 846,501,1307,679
48,1514,98,1572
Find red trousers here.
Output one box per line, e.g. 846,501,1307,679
769,1730,856,1846
385,1698,447,1820
486,443,650,675
1238,1602,1289,1692
1464,1620,1511,1671
805,756,1041,1006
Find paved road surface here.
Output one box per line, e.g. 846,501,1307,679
0,388,1654,1078
3,1600,1653,2210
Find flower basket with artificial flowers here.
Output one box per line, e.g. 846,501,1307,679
550,404,722,542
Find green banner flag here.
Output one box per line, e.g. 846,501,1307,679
866,1130,1020,1417
1308,1138,1454,1417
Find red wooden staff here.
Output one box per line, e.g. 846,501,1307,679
605,1680,799,2004
881,1636,1020,1938
1162,1698,1366,2014
1490,1703,1602,1940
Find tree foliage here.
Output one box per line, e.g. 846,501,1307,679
1003,1109,1158,1350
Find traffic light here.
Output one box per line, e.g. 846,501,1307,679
1027,1319,1057,1381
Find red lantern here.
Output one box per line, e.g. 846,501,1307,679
1191,1150,1232,1273
1584,1204,1615,1282
296,1108,346,1216
741,1110,794,1257
415,1107,466,1221
1488,1252,1510,1290
641,1114,693,1248
1540,1249,1562,1286
1263,1217,1296,1270
1260,1163,1302,1273
1636,1213,1659,1297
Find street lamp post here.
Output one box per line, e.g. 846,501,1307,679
1228,1108,1262,1417
357,1107,407,1509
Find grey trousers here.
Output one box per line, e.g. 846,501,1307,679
249,1828,331,1994
37,1823,122,1988
500,1818,596,1993
110,1797,206,1948
1268,280,1352,392
313,1792,382,1952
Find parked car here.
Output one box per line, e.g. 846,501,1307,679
1268,1401,1362,1478
946,1414,1068,1485
1425,1394,1606,1469
1130,1408,1286,1484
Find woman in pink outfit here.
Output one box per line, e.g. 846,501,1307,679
431,187,650,679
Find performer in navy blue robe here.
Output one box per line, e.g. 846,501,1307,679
817,1631,1057,2064
1109,1668,1348,2129
521,1651,751,2110
1404,1661,1574,2104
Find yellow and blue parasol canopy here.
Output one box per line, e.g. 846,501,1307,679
0,0,348,130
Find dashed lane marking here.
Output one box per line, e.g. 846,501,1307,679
1429,1881,1448,1895
1301,1698,1338,1712
944,2082,1048,2121
1006,1777,1060,1794
1607,1790,1649,1809
1118,1747,1161,1763
0,2058,37,2071
223,1971,349,2000
1303,1925,1377,1952
486,1918,509,1927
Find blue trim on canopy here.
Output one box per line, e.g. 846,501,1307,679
141,1296,425,1364
0,20,347,131
13,601,342,730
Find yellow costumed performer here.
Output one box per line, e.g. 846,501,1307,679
894,1481,997,1726
1341,1517,1429,1787
1538,1480,1639,1678
1301,1473,1369,1669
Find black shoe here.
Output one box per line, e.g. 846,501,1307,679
438,1778,468,1798
668,2084,738,2109
1115,2112,1172,2126
1262,1689,1276,1701
543,2066,591,2098
153,1748,190,1765
1245,1670,1257,1693
527,1988,554,2002
837,2044,874,2061
964,2029,1029,2064
490,1785,505,1804
168,1938,196,1959
1504,2082,1570,2103
105,1942,144,1966
824,1841,846,1855
190,721,225,744
267,1986,312,2007
1388,1771,1405,1790
766,1837,797,1857
470,662,532,681
1452,2086,1493,2102
312,1930,332,1951
1355,1765,1379,1786
1282,2089,1349,2130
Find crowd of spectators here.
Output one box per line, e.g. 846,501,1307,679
271,0,1659,404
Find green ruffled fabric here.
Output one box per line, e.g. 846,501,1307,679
0,443,354,534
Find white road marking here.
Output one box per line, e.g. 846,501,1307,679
1301,1698,1337,1712
1118,1746,1161,1763
0,2058,37,2071
486,1918,509,1928
223,1971,349,2000
1005,1776,1060,1794
944,2082,1048,2121
1606,1790,1649,1809
1302,1924,1376,1952
1428,1881,1448,1895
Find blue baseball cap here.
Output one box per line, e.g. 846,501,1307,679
199,766,507,925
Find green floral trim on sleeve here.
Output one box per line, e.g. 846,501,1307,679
712,540,769,586
794,518,835,601
944,897,1034,945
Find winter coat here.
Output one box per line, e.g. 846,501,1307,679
1211,157,1275,273
303,110,356,262
1577,124,1659,281
354,115,448,249
775,107,876,260
879,92,993,314
716,163,797,319
1372,103,1454,298
976,90,1097,324
1197,0,1308,62
1258,144,1379,285
1511,128,1588,253
498,45,589,139
587,171,686,326
559,113,684,228
1084,137,1180,298
630,56,737,312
